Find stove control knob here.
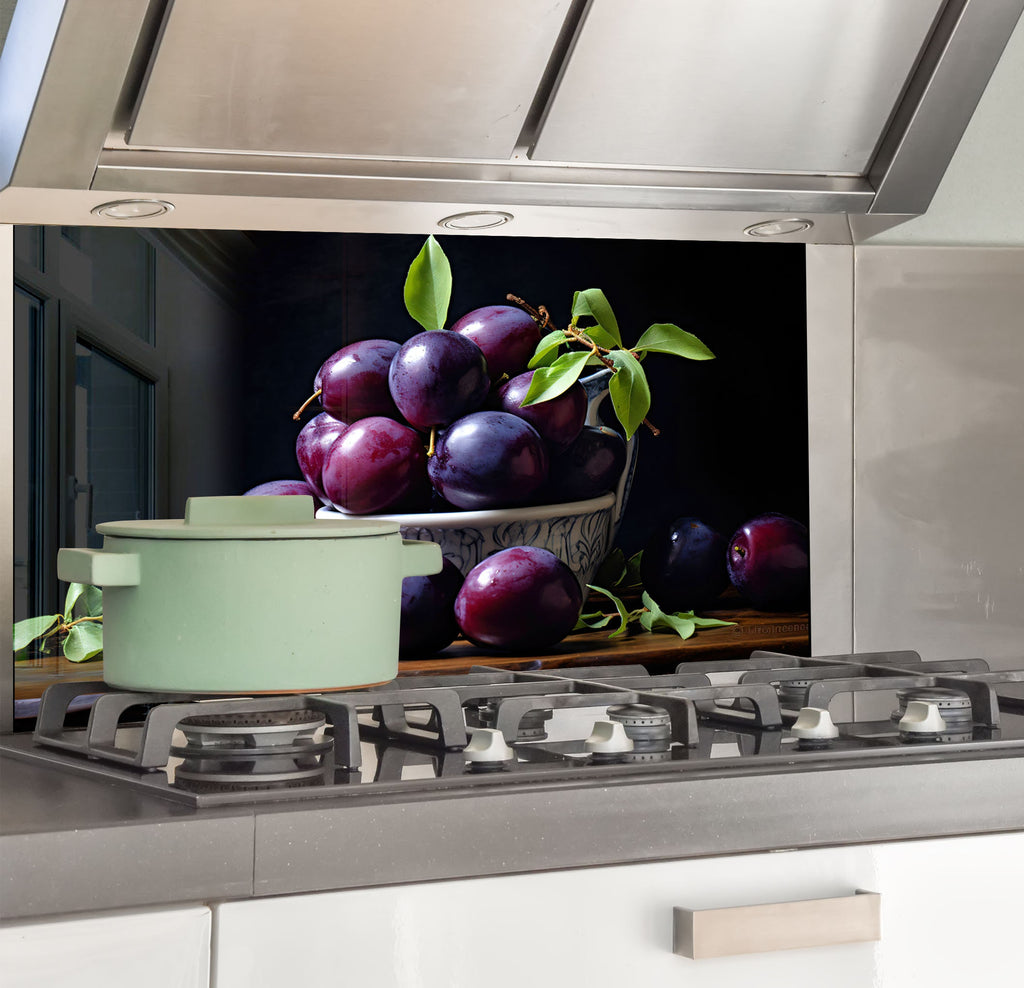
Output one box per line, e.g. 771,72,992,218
584,720,635,754
791,707,840,740
899,700,947,734
464,727,515,763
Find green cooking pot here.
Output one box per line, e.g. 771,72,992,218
56,495,442,693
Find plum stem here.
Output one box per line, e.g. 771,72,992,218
292,388,323,421
427,427,437,458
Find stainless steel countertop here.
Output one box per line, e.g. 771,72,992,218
3,742,1024,922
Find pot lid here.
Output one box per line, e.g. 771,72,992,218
95,495,402,540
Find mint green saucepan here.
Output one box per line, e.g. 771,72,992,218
56,495,442,693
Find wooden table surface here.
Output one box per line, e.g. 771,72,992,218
397,606,810,676
13,607,810,699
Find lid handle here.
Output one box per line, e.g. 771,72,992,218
184,495,316,527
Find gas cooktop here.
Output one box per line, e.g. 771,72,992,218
5,649,1024,807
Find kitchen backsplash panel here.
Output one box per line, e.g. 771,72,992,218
237,232,809,555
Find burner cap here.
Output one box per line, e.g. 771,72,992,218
177,710,326,750
892,688,972,729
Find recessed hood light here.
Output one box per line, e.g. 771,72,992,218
438,210,513,231
743,218,814,238
90,199,175,220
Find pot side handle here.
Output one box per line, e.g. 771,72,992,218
57,548,141,588
400,539,443,578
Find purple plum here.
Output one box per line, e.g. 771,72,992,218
299,339,400,423
399,557,465,656
497,371,587,452
244,480,319,497
726,512,810,611
640,517,729,612
388,331,490,430
454,546,582,650
427,411,548,510
295,411,348,503
547,425,626,503
321,416,429,515
449,304,541,380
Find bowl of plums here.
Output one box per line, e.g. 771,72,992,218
248,238,717,653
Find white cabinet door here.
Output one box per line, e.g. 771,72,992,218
874,832,1024,983
214,846,882,987
0,905,211,988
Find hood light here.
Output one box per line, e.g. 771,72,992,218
438,210,513,231
743,218,814,238
91,199,175,220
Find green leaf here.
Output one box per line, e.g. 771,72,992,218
574,611,615,631
606,349,651,439
64,582,85,621
403,236,452,332
63,622,103,663
585,325,621,350
593,549,627,589
691,615,736,629
13,614,61,652
82,585,103,617
653,613,697,639
572,289,622,346
521,350,592,406
585,585,632,638
633,323,715,360
527,330,568,369
624,551,644,588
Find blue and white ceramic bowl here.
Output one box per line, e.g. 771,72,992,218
319,492,619,589
315,369,637,588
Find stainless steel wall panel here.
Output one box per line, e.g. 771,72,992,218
852,245,1024,669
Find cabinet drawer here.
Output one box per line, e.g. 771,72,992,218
213,846,879,987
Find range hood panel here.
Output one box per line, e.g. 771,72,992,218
533,0,946,174
128,0,571,160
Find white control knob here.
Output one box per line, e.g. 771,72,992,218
584,720,635,754
899,700,947,734
791,707,840,740
464,727,515,763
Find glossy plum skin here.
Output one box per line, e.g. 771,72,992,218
641,517,729,612
427,411,548,510
547,425,626,503
454,546,583,650
243,480,319,497
321,416,428,515
388,331,490,430
399,557,465,656
449,305,540,380
726,512,810,611
497,371,587,452
314,339,400,422
295,411,348,502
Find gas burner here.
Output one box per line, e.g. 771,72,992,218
174,753,330,793
176,710,327,751
777,679,813,710
471,701,553,740
606,702,672,752
892,688,973,731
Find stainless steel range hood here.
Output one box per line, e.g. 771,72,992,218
1,0,1022,241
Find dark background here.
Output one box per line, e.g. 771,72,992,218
239,233,808,555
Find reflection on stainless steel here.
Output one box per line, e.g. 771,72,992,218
6,649,1024,807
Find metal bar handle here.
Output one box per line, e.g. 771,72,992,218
673,890,880,959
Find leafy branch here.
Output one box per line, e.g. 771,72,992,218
576,587,735,641
575,548,735,641
13,583,104,663
511,288,715,439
